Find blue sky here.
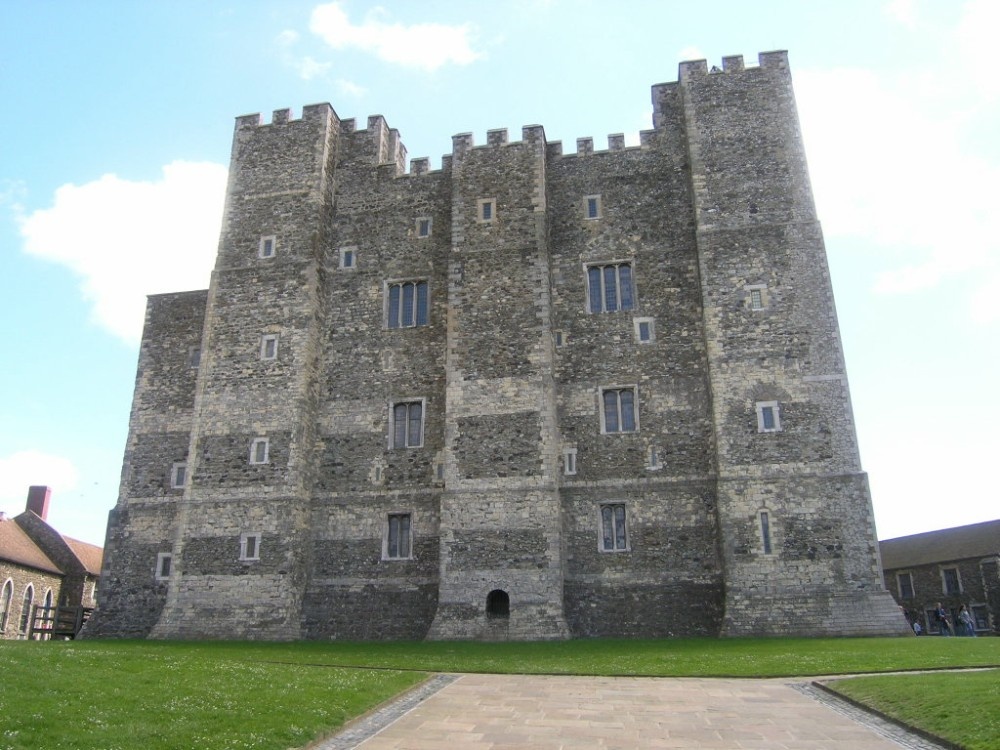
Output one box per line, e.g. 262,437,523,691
1,0,997,546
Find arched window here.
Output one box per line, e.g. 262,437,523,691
0,579,13,632
486,589,510,619
18,584,34,638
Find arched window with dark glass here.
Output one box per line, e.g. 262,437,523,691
18,584,33,638
0,579,13,632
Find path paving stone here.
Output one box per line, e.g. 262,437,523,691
319,674,949,749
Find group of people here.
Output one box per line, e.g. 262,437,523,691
932,602,977,636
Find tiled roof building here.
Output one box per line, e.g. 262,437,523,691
0,487,102,639
880,519,999,635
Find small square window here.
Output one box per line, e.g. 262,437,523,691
600,386,639,434
240,533,261,561
756,401,781,433
260,334,279,361
155,552,172,580
259,236,276,259
584,194,601,220
633,318,655,343
416,217,432,238
599,503,628,552
339,246,357,269
563,447,577,476
477,198,496,223
170,462,187,489
250,437,269,465
747,285,767,310
384,513,412,560
897,572,914,600
390,400,425,448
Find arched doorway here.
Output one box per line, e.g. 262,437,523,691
486,589,510,619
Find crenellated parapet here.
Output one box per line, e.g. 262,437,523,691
675,49,788,82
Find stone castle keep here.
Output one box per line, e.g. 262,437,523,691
87,51,909,640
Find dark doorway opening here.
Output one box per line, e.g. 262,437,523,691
486,589,510,619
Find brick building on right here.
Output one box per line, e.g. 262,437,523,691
880,520,999,635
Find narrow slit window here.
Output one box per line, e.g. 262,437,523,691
386,513,412,559
155,553,173,580
585,194,601,220
339,246,356,269
563,448,577,476
260,334,279,360
416,217,432,238
240,533,261,561
259,236,276,258
170,462,187,489
756,401,781,433
600,503,628,552
250,437,269,465
760,511,772,555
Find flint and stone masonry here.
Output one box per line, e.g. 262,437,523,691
86,51,910,640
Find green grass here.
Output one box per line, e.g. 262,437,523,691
1,637,998,750
0,641,425,750
827,669,1000,750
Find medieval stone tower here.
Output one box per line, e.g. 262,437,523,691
87,51,909,640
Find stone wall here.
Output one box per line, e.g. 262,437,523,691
0,562,63,639
90,52,910,640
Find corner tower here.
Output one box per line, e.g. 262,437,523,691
152,105,340,639
665,52,907,635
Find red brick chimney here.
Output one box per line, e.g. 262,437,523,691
26,486,51,521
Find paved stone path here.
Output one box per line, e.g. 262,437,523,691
318,673,947,749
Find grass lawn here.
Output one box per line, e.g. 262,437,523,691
1,637,998,749
827,669,1000,750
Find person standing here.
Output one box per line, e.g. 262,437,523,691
957,605,976,637
935,602,952,636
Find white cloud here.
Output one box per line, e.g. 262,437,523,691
677,46,706,63
0,451,80,516
18,161,227,344
276,28,334,80
309,2,483,72
336,78,366,97
297,56,334,80
795,4,1000,310
884,0,919,29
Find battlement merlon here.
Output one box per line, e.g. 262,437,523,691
651,50,790,129
234,103,340,130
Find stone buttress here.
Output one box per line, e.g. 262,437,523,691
667,52,909,635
